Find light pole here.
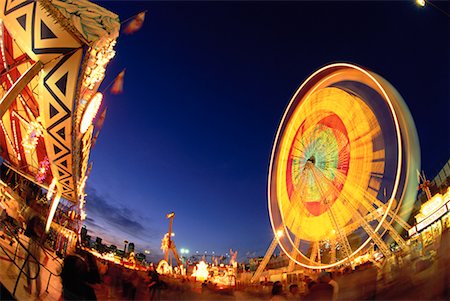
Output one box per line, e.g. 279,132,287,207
180,248,190,274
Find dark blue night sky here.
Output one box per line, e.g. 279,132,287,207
85,1,449,261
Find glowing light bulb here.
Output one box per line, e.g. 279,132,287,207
416,0,426,7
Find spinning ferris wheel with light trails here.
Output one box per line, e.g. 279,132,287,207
259,63,420,275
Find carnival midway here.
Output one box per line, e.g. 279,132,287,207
0,0,448,301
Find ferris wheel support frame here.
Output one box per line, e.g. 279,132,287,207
250,236,280,283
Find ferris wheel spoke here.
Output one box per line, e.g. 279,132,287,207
312,166,391,261
283,170,312,230
348,185,410,249
338,190,391,257
311,165,347,197
308,166,354,262
295,136,308,152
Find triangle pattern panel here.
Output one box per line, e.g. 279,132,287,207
56,127,65,140
60,184,75,198
1,1,34,55
4,0,33,16
53,144,62,155
32,4,81,54
62,177,74,189
54,155,72,174
43,50,82,131
46,131,70,160
16,14,27,30
49,103,59,119
48,120,70,153
40,20,57,39
55,165,70,181
55,72,68,96
60,175,73,188
43,86,69,128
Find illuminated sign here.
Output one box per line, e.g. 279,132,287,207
421,195,444,217
416,205,448,232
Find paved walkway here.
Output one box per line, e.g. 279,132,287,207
0,232,63,301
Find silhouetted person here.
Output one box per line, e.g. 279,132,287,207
287,283,300,300
147,266,161,301
24,215,44,297
61,255,97,300
305,272,333,300
201,280,208,294
271,281,286,301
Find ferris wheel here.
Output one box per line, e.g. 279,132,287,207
267,63,420,269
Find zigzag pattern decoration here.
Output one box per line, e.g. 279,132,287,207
1,0,84,202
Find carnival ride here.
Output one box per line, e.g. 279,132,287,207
0,0,119,297
160,212,183,270
0,0,119,235
253,63,420,281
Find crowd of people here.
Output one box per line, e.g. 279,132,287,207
55,228,449,301
60,251,171,301
3,211,446,300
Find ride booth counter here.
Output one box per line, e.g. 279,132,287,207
408,188,450,257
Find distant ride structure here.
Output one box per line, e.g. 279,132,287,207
267,63,420,270
160,212,183,269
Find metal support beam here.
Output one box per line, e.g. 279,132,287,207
288,236,301,271
0,61,43,118
251,236,279,283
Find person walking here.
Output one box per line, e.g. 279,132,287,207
23,215,44,298
147,266,162,301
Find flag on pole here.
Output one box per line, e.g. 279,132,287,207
92,107,107,148
91,131,100,148
96,107,107,130
110,69,125,94
124,12,146,34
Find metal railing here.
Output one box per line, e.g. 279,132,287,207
0,220,63,296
